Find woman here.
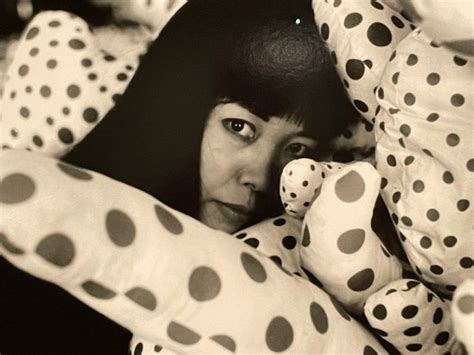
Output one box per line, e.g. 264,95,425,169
2,0,357,353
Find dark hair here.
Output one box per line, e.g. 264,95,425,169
63,0,356,218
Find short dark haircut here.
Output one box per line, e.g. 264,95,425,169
63,0,357,218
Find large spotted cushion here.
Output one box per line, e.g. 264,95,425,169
0,11,147,157
375,29,473,296
298,160,403,313
313,0,413,123
364,278,461,354
0,149,385,354
451,279,474,354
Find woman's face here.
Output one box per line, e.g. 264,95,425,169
199,102,317,233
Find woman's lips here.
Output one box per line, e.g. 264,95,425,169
215,201,253,225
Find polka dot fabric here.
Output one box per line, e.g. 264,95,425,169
312,0,412,123
375,30,474,295
300,160,402,313
0,11,146,157
0,149,385,354
364,278,460,354
451,279,474,354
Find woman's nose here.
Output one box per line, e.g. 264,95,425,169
238,145,278,193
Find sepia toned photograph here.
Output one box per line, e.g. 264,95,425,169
0,0,472,354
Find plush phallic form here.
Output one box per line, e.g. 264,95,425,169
0,149,385,354
451,279,474,354
0,11,145,157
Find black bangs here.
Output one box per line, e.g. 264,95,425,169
215,0,357,145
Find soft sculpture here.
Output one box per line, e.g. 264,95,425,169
398,0,474,58
0,149,386,354
451,279,474,354
0,11,145,157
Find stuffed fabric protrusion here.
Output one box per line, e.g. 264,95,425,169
364,278,462,354
398,0,474,58
300,161,403,313
280,158,344,218
0,149,386,354
451,279,474,354
375,29,474,296
0,11,145,157
312,0,412,123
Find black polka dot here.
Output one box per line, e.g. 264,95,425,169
430,265,444,275
418,236,432,249
154,345,162,352
443,171,454,184
46,59,57,69
387,154,396,167
391,16,404,28
370,0,384,9
407,54,418,65
117,73,128,81
302,225,311,247
282,236,297,250
20,106,30,118
244,238,259,248
334,170,365,202
83,107,99,123
310,302,328,334
389,50,397,61
354,100,369,112
273,218,286,226
404,326,421,336
49,40,59,47
363,59,373,69
167,322,200,345
46,117,54,125
36,233,75,267
422,148,433,157
154,204,183,234
57,162,92,180
392,191,401,204
125,287,157,311
401,305,418,319
426,209,440,221
468,159,474,172
347,268,374,291
88,73,97,81
104,54,117,62
32,135,43,147
10,129,18,138
210,335,236,352
235,232,247,239
25,86,33,93
404,93,416,106
29,47,39,56
81,58,93,67
330,51,338,64
373,304,387,320
435,331,449,346
377,87,384,100
266,316,293,352
290,192,296,198
406,344,422,352
26,26,39,40
345,59,365,80
337,229,365,254
367,23,392,47
58,128,74,144
460,257,472,269
427,113,439,122
451,94,465,107
106,209,136,247
302,180,308,187
0,173,36,204
364,345,378,355
454,56,467,66
69,39,86,50
134,342,143,355
67,84,81,98
81,280,116,299
392,213,399,225
443,236,457,247
320,23,329,41
241,252,266,282
433,307,443,324
373,328,388,337
380,177,388,189
457,199,470,211
427,73,440,85
62,107,70,116
189,266,221,301
446,133,460,147
344,13,363,28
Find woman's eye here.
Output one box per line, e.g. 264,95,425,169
286,143,308,156
223,119,256,141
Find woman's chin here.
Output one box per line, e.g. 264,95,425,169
200,201,253,234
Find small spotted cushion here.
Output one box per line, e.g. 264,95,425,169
299,160,403,313
313,0,413,123
0,149,386,354
364,278,461,354
0,11,146,157
451,279,474,354
375,29,473,296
